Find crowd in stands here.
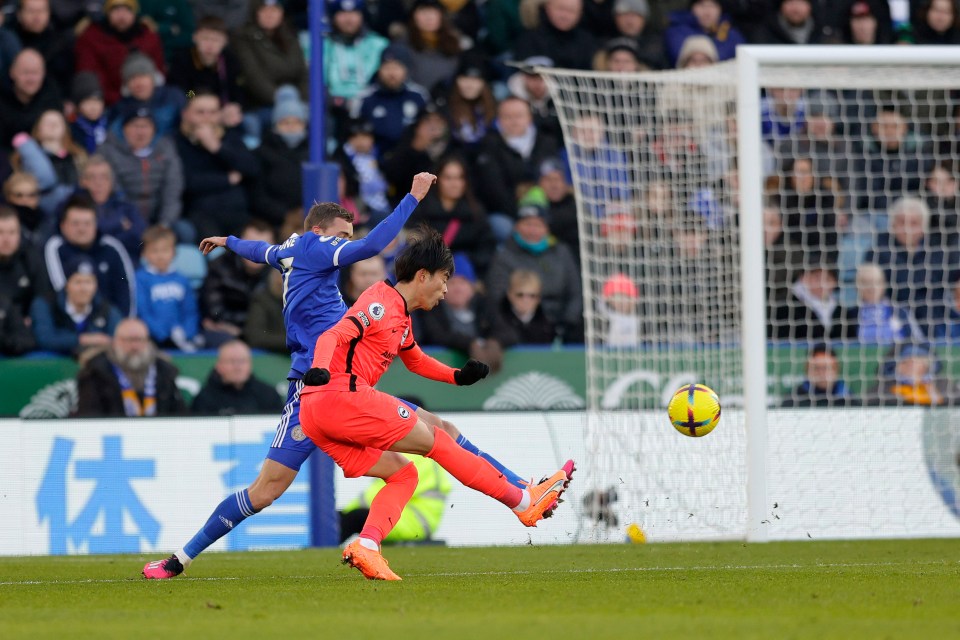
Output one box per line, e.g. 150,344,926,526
2,0,960,414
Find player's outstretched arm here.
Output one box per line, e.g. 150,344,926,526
200,235,279,267
397,342,489,386
337,172,437,265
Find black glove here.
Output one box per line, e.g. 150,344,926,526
303,367,330,386
454,359,489,386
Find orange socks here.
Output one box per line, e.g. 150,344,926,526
425,428,523,508
360,462,419,545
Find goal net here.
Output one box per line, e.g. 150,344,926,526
539,47,960,543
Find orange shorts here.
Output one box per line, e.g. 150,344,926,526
299,386,419,477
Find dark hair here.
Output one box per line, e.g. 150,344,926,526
434,153,483,218
61,194,97,219
241,219,277,242
394,224,454,282
809,343,837,359
195,15,229,34
0,204,17,223
304,201,354,231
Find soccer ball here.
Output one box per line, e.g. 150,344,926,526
668,384,721,437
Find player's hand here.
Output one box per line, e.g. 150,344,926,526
199,236,227,255
410,172,437,201
303,367,331,386
454,359,489,386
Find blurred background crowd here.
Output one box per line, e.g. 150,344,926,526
2,0,960,413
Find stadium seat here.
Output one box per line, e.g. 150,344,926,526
173,243,208,290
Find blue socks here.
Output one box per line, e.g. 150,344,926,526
456,434,527,489
182,489,258,560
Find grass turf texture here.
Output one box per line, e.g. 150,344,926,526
0,539,957,639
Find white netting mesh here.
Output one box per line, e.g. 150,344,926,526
542,58,960,543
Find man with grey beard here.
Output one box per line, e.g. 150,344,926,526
75,318,186,417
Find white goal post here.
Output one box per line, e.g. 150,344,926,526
538,46,960,543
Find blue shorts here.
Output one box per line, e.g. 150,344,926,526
266,379,419,471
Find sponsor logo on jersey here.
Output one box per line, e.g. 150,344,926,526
369,302,385,320
357,311,371,327
397,405,410,419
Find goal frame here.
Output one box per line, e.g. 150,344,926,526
736,45,960,541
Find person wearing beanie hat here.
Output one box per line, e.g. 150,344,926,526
252,85,310,224
29,252,123,356
602,37,647,72
664,0,745,67
323,0,387,140
675,34,719,68
74,0,166,106
70,72,108,154
110,51,186,139
599,272,642,347
615,0,650,19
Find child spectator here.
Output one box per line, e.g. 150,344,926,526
136,226,201,351
30,255,121,356
69,71,108,154
839,263,921,343
597,272,642,347
491,268,557,347
11,109,87,218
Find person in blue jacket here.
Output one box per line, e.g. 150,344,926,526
135,225,200,351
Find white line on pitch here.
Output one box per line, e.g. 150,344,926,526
0,560,954,586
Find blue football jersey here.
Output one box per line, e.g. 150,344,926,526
225,194,418,378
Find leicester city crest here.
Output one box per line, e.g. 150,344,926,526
291,426,307,442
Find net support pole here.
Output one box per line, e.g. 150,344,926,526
736,47,769,543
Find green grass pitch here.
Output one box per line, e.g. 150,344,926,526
1,539,958,639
